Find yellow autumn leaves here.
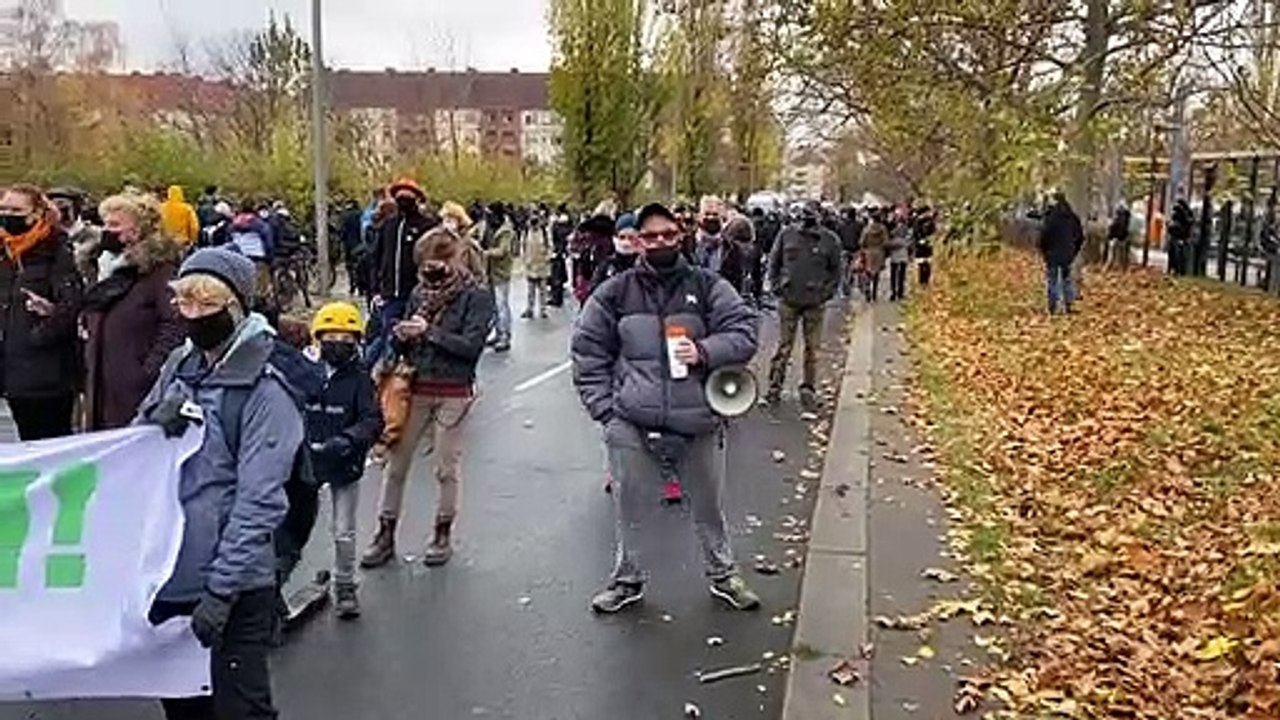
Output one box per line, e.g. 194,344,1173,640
907,250,1280,718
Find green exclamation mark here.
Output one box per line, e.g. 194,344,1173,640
45,463,97,589
0,470,39,589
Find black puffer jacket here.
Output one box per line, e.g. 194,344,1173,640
572,260,759,437
394,283,496,386
0,230,83,398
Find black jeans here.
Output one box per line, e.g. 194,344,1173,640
8,394,74,441
889,261,908,301
161,588,279,720
918,260,932,287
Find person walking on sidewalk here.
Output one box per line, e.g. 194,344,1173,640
304,303,383,619
572,202,762,614
886,209,912,302
765,200,842,412
362,228,495,569
859,210,888,302
479,202,516,352
1039,193,1084,315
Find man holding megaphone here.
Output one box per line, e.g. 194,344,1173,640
572,202,762,615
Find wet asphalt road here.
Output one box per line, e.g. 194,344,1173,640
0,299,846,720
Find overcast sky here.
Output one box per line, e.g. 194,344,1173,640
63,0,554,72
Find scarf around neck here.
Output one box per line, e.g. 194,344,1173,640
413,268,471,328
1,219,52,266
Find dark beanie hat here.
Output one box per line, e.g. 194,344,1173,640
179,248,257,309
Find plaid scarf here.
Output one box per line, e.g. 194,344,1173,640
412,267,471,328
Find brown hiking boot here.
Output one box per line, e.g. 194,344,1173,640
360,515,398,568
423,516,454,567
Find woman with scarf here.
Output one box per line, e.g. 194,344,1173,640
361,227,495,569
0,185,83,440
81,193,185,431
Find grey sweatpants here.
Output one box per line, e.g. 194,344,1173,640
605,419,736,585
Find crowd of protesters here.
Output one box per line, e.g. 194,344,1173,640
0,176,942,720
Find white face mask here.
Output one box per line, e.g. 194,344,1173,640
443,219,459,232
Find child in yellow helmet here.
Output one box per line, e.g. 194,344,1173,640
305,302,383,619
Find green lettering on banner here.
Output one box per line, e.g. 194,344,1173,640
45,463,98,589
0,470,40,589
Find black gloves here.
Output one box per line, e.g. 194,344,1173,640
145,396,204,438
191,590,234,649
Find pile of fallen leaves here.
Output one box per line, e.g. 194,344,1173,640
905,250,1280,718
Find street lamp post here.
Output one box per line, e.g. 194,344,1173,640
310,0,332,292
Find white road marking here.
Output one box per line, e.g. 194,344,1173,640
512,361,573,394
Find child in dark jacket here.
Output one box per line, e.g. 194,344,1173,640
305,302,384,618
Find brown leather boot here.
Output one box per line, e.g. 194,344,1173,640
422,515,454,567
360,515,398,568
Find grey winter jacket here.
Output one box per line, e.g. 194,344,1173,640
137,314,304,603
768,224,843,308
572,260,759,437
887,224,911,263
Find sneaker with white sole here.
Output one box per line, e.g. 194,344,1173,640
590,582,644,614
709,575,761,610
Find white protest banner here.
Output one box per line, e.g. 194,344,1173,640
0,426,210,701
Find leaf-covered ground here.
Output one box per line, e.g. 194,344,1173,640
905,250,1280,718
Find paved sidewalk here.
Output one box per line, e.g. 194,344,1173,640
783,300,975,720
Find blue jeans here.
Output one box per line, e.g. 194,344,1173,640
1046,262,1075,314
366,297,407,366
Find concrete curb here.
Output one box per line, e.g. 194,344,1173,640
780,306,875,720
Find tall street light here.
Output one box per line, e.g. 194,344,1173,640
310,0,331,291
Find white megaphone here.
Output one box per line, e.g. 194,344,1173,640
705,366,758,418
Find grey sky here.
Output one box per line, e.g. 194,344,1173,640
63,0,553,72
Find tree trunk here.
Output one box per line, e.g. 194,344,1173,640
1067,0,1108,221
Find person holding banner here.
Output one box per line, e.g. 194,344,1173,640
0,185,84,440
138,247,304,720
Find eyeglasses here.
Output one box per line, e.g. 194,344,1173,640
638,229,682,243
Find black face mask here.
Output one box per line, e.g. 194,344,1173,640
99,230,125,255
645,246,681,269
320,340,358,367
701,219,723,236
802,215,819,228
0,214,33,236
185,307,237,351
396,197,419,216
421,265,451,284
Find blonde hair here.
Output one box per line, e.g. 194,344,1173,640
100,193,163,238
170,274,244,319
100,193,181,271
440,201,472,229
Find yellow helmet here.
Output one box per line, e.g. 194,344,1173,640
311,301,364,339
